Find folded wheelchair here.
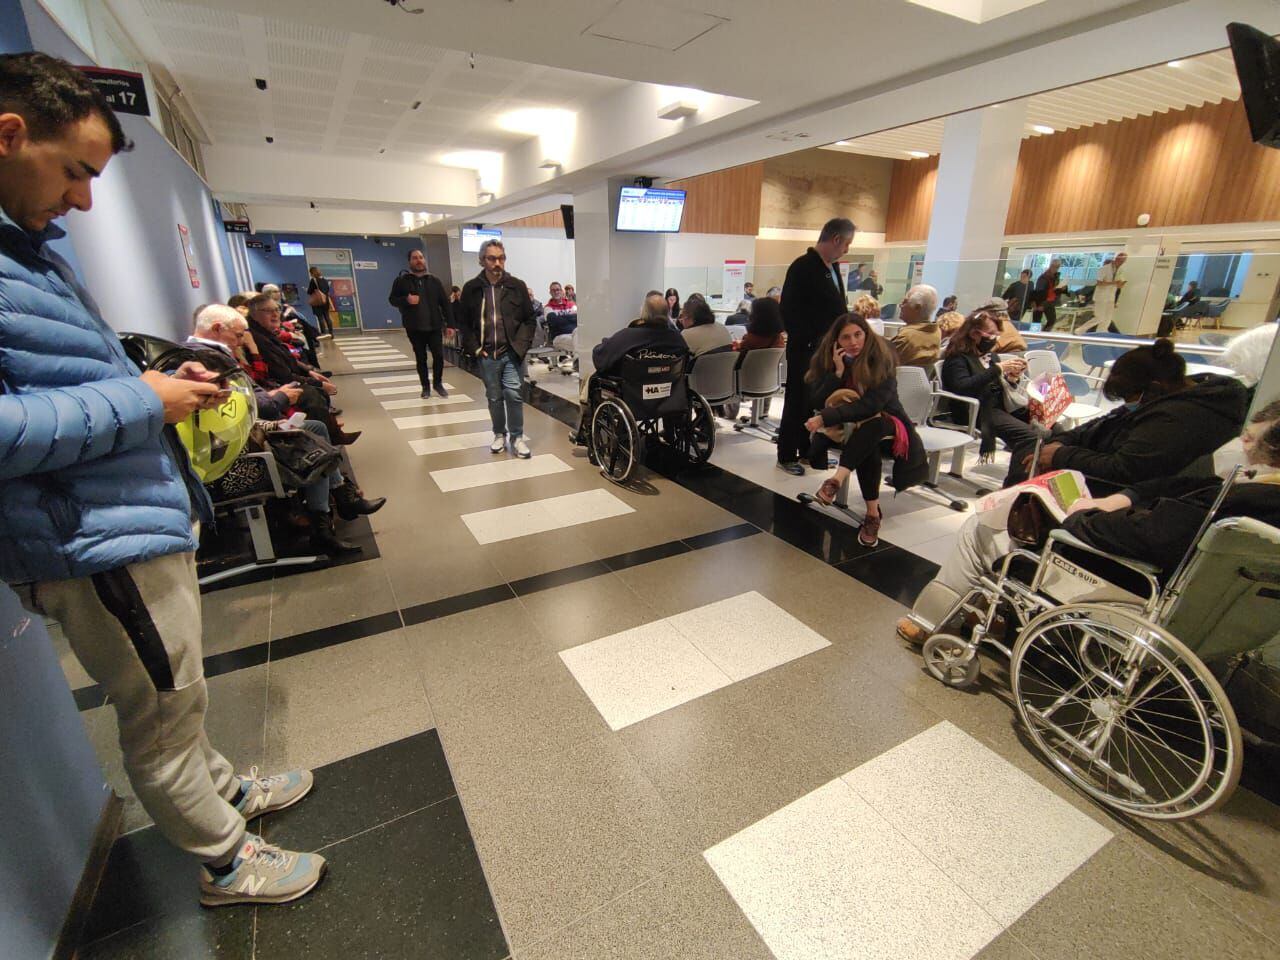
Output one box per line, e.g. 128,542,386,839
918,470,1280,820
586,347,716,484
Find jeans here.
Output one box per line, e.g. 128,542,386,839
296,419,342,512
313,307,333,336
479,352,524,437
407,328,444,392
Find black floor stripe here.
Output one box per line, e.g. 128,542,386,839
269,610,405,662
400,583,516,627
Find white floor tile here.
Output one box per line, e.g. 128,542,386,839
430,453,573,492
408,431,495,457
345,352,407,360
705,778,1003,960
669,591,829,681
842,722,1111,927
370,384,425,396
559,621,732,731
350,361,414,370
394,409,492,430
380,394,472,411
362,374,420,384
460,488,633,545
561,592,829,729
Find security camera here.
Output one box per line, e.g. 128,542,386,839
255,78,267,91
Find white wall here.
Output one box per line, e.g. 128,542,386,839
489,228,577,303
664,234,757,303
244,204,405,236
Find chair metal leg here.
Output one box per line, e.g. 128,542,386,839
198,503,324,586
734,397,780,440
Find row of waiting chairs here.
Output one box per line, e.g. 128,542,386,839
687,347,787,441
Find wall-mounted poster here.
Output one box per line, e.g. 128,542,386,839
304,248,361,330
722,259,747,305
177,223,200,289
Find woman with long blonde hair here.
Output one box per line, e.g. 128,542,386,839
803,313,925,547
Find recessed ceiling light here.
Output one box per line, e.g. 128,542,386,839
1167,59,1185,68
906,150,930,158
835,140,851,146
1031,124,1055,134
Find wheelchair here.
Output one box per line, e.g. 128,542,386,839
917,469,1280,820
586,347,716,484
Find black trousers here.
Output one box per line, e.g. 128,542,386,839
407,328,444,391
299,322,320,367
1033,302,1057,331
777,344,813,464
313,307,333,336
807,417,896,501
1002,416,1067,487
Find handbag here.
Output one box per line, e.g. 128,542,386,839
308,288,327,307
821,388,874,441
1000,371,1030,412
263,426,340,488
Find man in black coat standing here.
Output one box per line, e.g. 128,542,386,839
389,248,452,398
777,217,855,475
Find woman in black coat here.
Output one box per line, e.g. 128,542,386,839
803,313,926,548
940,310,1040,460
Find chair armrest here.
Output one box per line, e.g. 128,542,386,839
1046,528,1162,577
242,450,287,497
930,389,980,434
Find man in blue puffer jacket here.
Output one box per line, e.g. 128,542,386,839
0,53,325,907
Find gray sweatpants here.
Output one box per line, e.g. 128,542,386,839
910,513,1011,630
29,550,245,863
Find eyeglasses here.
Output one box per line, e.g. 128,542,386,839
483,255,507,263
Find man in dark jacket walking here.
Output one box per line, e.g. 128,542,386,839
389,248,451,398
0,53,323,907
459,239,538,457
776,217,855,475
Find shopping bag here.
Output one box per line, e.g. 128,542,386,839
1027,373,1072,429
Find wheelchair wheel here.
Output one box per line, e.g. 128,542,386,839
922,633,980,688
590,398,639,484
683,391,716,465
1011,603,1242,820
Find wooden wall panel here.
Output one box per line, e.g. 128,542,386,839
498,209,564,229
884,156,938,242
667,161,764,235
887,98,1280,240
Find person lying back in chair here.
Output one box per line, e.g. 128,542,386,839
897,401,1280,645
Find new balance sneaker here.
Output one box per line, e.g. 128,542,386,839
200,834,326,907
490,433,507,454
512,435,531,459
234,767,314,818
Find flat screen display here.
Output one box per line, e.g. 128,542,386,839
461,227,502,253
277,241,305,256
615,187,686,233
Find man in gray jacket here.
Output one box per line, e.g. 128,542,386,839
0,53,323,907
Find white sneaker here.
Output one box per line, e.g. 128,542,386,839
512,436,531,459
490,433,507,454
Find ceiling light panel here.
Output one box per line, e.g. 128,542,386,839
905,0,1049,24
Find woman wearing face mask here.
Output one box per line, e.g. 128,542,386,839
940,310,1040,460
897,400,1280,645
802,313,926,547
1004,337,1249,490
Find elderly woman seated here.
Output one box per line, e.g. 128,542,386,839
897,401,1280,644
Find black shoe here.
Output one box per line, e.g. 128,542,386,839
309,512,361,556
777,461,805,477
333,482,386,521
434,384,449,398
320,370,333,377
420,389,431,399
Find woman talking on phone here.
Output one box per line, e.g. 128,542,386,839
803,314,925,547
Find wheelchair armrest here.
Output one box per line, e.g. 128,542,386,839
242,450,288,498
1045,528,1162,578
930,389,980,434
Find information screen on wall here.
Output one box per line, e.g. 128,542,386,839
278,241,305,256
461,228,502,253
615,187,686,233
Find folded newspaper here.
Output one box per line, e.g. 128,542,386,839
976,469,1090,530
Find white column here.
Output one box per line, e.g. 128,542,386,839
573,177,667,379
921,102,1027,312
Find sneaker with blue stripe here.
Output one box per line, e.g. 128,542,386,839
200,834,326,907
234,766,314,818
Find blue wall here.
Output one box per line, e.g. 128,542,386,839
246,232,424,330
21,0,234,344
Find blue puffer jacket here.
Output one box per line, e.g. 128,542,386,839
0,209,212,584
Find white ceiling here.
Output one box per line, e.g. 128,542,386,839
824,47,1245,159
112,0,629,161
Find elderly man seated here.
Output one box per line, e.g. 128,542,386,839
189,305,384,554
889,283,941,368
897,401,1280,644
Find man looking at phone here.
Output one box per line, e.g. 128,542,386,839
0,53,324,906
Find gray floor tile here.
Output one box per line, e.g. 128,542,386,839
377,525,507,609
1008,837,1276,960
268,558,396,639
405,597,551,681
516,570,659,653
518,856,772,960
79,665,269,835
263,629,434,772
459,733,697,953
198,578,272,657
480,528,612,582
